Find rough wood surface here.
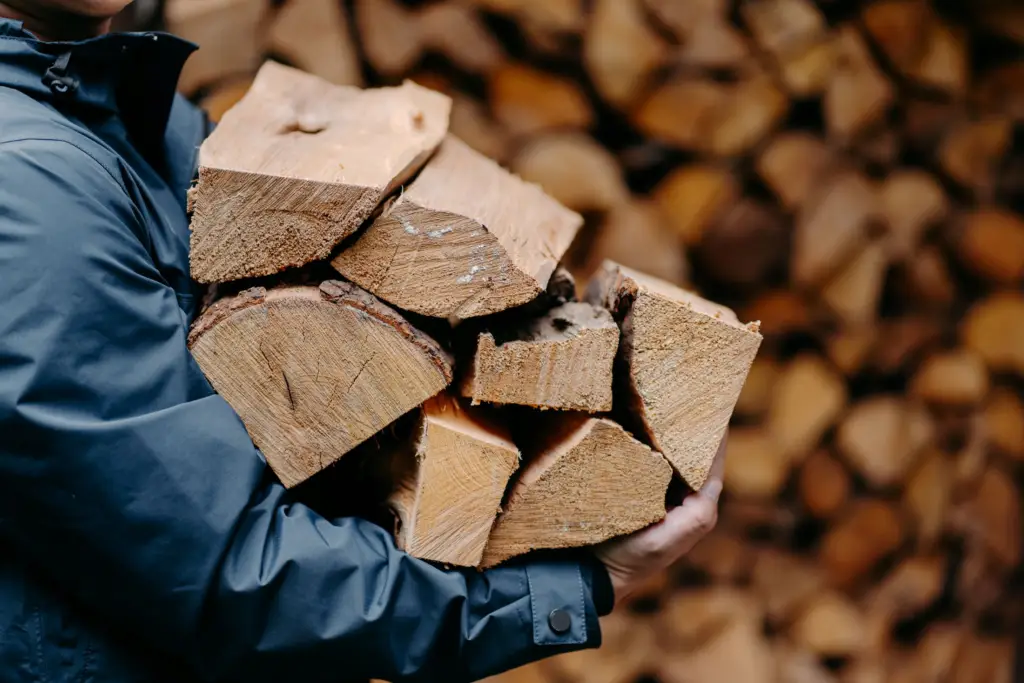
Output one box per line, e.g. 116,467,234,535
460,302,619,411
267,0,361,86
167,0,268,94
332,135,581,318
189,62,450,283
480,416,672,567
187,281,453,488
820,240,889,326
587,261,762,489
391,394,520,566
836,396,935,488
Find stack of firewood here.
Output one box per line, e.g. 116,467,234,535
165,0,1023,681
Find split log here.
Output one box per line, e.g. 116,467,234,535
902,96,958,156
652,164,739,246
950,635,1015,683
465,0,584,35
695,200,789,289
480,416,672,567
984,387,1024,462
897,246,957,309
657,587,760,652
585,200,690,286
949,466,1021,567
756,133,834,212
490,63,593,136
766,354,848,463
741,0,834,96
268,0,361,86
187,281,453,488
510,133,629,213
683,528,752,583
332,136,582,318
974,63,1024,122
460,302,618,411
723,427,790,499
799,450,851,519
910,350,991,406
643,0,727,42
961,291,1024,375
677,17,750,70
955,209,1024,285
836,396,935,488
879,169,949,261
824,27,894,141
791,592,867,657
827,326,877,376
872,315,945,375
583,0,668,109
449,94,512,163
820,500,905,588
752,550,825,626
354,0,420,77
735,356,781,419
865,555,945,626
166,0,268,95
189,62,450,283
390,394,519,567
776,647,838,683
938,119,1013,200
587,262,763,489
417,2,505,75
820,240,889,326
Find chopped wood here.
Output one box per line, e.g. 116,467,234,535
587,262,763,489
708,74,790,156
354,0,421,77
460,302,618,411
449,94,512,163
391,394,519,566
658,587,761,652
872,315,945,374
417,2,505,75
836,396,935,488
752,550,825,625
799,450,851,519
827,326,877,376
643,0,727,42
984,388,1024,462
955,208,1024,285
824,27,894,141
756,132,834,211
510,133,628,213
939,119,1013,199
583,0,668,109
735,356,781,418
961,291,1024,375
332,136,581,318
767,354,848,463
776,647,839,683
902,96,958,155
268,0,361,86
791,592,867,657
741,0,834,96
187,282,453,488
820,240,889,326
950,635,1015,683
585,200,690,286
683,529,752,583
866,555,945,624
951,413,988,491
879,169,949,261
741,290,815,337
652,164,738,245
480,415,672,567
791,170,879,287
820,500,905,588
189,63,450,283
490,63,593,136
974,63,1024,122
696,200,789,289
910,350,991,406
197,76,253,124
166,0,268,95
724,427,790,499
466,0,584,34
677,18,751,70
897,246,957,309
661,618,775,683
949,466,1021,567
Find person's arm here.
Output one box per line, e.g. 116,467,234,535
0,137,610,683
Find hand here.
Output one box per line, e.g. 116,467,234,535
594,434,726,606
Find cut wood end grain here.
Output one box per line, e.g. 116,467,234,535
332,135,582,318
910,350,991,406
586,261,762,489
461,302,619,412
480,415,671,567
189,62,451,283
188,281,453,488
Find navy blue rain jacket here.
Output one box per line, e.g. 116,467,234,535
0,20,611,683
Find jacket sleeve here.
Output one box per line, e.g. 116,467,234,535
0,138,610,683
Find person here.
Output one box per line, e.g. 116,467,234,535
0,2,727,681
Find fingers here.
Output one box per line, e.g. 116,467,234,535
643,492,718,554
699,431,728,503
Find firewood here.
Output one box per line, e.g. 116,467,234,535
708,74,790,156
767,354,848,463
677,18,751,70
189,63,450,284
949,466,1021,567
776,647,839,683
939,119,1013,199
198,76,253,124
585,200,690,286
950,635,1015,683
268,0,361,86
824,27,894,141
791,592,867,658
897,246,957,309
741,290,815,337
836,396,935,488
490,63,593,136
910,350,991,406
720,499,799,540
723,427,790,499
479,415,672,567
820,240,889,326
466,0,584,35
449,94,512,163
873,315,944,374
354,0,421,77
695,200,789,289
951,412,988,491
735,356,781,419
984,388,1024,462
510,133,629,213
741,0,834,96
332,136,581,319
683,529,752,583
391,394,519,566
866,555,945,624
820,500,905,588
658,586,760,651
417,2,505,75
652,164,739,245
955,209,1024,285
461,302,618,411
583,0,668,109
166,0,268,95
756,132,834,211
799,450,851,519
974,63,1024,121
902,96,958,155
752,550,825,625
961,291,1024,375
643,0,727,42
879,169,948,261
827,326,877,376
792,170,879,287
187,282,453,488
587,262,763,489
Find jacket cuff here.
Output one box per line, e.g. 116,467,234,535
524,559,602,649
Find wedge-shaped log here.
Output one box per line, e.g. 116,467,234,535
480,416,671,567
586,262,763,490
461,302,618,412
188,281,453,488
189,62,451,284
332,136,582,318
390,394,520,567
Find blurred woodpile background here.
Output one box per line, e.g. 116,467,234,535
160,0,1023,680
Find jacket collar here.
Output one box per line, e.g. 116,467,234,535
0,18,196,152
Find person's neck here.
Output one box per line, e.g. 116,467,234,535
0,2,112,41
